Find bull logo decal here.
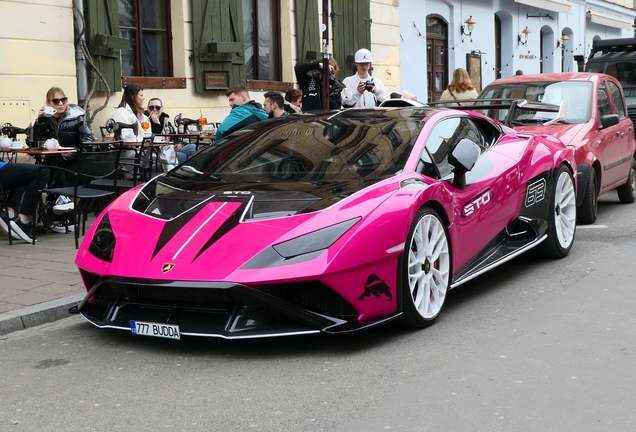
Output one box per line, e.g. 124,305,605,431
358,274,392,301
162,263,175,273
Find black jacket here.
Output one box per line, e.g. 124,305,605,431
294,61,343,111
144,111,176,135
33,104,94,148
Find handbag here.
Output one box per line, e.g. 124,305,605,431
159,144,177,172
448,88,461,106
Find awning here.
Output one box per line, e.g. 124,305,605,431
514,0,571,15
588,10,633,30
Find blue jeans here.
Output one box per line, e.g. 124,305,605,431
176,143,197,163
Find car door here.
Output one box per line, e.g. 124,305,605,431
607,80,634,183
419,115,522,271
595,80,628,187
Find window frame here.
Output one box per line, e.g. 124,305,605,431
119,0,174,79
243,0,281,83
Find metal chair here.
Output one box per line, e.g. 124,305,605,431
39,142,122,248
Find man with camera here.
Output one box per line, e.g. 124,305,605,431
294,58,345,111
342,48,389,108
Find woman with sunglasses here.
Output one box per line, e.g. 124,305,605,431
33,87,94,219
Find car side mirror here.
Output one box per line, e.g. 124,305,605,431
601,114,619,129
448,138,481,189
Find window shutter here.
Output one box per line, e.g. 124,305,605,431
332,0,371,80
295,0,320,62
84,0,127,92
192,0,246,93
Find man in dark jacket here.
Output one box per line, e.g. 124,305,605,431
215,85,268,140
294,59,344,111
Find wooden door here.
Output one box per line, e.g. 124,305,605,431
426,15,447,102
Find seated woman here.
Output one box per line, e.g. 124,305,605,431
33,87,93,217
0,161,50,243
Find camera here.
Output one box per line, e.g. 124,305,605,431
363,80,375,92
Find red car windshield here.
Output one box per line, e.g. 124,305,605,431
480,81,593,124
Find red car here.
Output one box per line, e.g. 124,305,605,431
480,72,636,223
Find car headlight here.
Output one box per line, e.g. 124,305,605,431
272,218,361,259
89,213,116,262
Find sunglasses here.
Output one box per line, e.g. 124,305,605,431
148,105,163,111
50,97,68,105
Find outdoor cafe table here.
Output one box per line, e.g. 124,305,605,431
0,147,76,164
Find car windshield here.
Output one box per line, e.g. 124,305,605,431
480,81,593,124
169,112,423,184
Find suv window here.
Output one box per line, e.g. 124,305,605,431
607,81,627,119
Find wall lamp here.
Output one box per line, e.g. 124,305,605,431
461,16,477,37
556,34,570,49
518,26,531,45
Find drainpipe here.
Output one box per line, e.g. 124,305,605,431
74,0,89,106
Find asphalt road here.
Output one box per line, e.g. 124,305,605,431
1,194,635,432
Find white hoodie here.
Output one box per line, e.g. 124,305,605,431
111,103,148,142
341,73,389,108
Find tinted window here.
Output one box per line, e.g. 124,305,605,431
598,82,613,122
170,115,422,183
608,81,626,119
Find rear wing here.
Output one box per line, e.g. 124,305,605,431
425,98,565,127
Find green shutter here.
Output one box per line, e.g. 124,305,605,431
295,0,320,62
84,0,127,92
192,0,246,93
332,0,371,80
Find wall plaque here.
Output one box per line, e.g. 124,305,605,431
204,71,230,90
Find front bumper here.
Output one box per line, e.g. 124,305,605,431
77,276,399,339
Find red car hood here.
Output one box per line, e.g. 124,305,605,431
512,123,587,146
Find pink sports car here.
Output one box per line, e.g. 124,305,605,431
75,107,577,340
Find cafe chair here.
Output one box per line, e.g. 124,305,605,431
90,137,153,196
38,141,123,249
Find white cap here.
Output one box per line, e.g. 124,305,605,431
354,48,373,63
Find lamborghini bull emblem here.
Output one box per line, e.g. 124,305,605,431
162,263,176,273
358,274,392,301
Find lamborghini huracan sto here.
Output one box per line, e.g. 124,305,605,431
75,107,577,340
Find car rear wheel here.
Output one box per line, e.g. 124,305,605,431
541,165,576,258
401,207,450,328
616,158,636,204
578,167,597,224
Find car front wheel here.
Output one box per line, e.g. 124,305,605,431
401,207,451,328
616,158,636,204
541,165,576,258
578,167,597,224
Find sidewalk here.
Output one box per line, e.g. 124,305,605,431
0,226,87,335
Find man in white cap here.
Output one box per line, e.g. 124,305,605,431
342,48,389,108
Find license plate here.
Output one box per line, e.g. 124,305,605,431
130,320,181,340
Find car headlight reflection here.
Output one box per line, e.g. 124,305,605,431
272,218,361,259
89,213,116,262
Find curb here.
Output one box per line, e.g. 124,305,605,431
0,293,85,336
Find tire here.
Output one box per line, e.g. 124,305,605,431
616,158,636,204
401,207,451,328
578,167,597,224
541,165,577,258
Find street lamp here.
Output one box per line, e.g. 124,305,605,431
461,16,477,37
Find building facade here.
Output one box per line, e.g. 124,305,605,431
0,0,401,137
399,0,636,101
0,0,634,138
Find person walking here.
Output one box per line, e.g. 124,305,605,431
215,85,268,140
341,49,389,108
439,68,479,106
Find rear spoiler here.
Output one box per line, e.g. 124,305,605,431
425,98,565,127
